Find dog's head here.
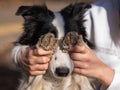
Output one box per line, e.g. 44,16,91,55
16,3,91,78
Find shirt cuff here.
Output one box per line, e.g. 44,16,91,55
106,70,120,90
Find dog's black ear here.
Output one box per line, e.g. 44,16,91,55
16,5,50,19
16,6,32,16
61,3,91,19
71,3,91,20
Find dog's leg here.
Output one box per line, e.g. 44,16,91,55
30,75,44,90
18,75,43,90
18,76,36,90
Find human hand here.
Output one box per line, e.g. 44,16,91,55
19,47,53,76
69,43,114,88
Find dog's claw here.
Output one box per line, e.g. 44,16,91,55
36,33,58,51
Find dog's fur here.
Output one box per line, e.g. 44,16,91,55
15,2,95,90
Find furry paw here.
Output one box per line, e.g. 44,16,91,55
60,31,84,52
36,33,58,52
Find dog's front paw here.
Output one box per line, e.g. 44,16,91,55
36,33,58,51
60,31,84,52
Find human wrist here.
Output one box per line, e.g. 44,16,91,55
98,65,115,88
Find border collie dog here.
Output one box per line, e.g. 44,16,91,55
15,2,94,90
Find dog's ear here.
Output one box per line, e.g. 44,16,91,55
16,5,50,19
61,3,91,20
16,6,32,16
71,3,91,20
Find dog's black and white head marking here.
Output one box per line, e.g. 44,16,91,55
16,3,91,46
16,3,92,78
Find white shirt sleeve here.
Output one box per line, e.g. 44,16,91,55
106,71,120,90
84,0,120,90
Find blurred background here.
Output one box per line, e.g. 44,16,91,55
0,0,95,90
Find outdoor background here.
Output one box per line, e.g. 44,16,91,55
0,0,95,90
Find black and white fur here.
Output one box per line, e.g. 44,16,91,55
15,2,94,90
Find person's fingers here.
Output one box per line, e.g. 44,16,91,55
28,56,51,65
29,70,46,76
33,48,53,56
73,68,88,75
69,45,87,53
27,48,51,64
29,63,49,71
70,53,85,61
73,61,89,69
35,56,51,64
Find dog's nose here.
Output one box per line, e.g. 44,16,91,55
55,67,69,77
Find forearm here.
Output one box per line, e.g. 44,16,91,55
97,65,115,89
94,60,120,90
106,70,120,90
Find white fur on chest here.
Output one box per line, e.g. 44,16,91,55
18,74,94,90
